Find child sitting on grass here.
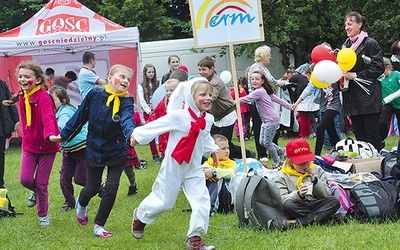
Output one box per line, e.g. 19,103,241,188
203,134,236,216
274,138,340,228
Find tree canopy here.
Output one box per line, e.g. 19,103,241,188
1,0,399,68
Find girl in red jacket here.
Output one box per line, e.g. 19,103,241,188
4,61,60,226
146,78,180,161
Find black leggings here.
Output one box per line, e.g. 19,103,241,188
315,110,340,155
78,164,124,226
351,113,381,151
378,104,400,142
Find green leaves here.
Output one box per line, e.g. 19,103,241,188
0,0,44,32
2,0,400,67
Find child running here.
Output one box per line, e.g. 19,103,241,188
51,64,136,238
131,78,219,250
48,86,87,211
3,61,60,226
146,78,180,161
240,70,293,169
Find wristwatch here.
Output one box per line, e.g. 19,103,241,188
212,169,217,178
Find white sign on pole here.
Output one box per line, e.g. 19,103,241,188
189,0,264,47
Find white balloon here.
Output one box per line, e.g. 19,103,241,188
313,60,343,84
220,70,232,84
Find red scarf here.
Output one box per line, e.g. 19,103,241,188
171,107,206,164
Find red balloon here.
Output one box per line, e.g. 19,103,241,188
311,45,336,64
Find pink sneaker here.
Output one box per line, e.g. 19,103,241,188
94,225,113,238
75,196,88,226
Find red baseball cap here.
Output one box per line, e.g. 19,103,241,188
286,138,315,164
179,65,189,73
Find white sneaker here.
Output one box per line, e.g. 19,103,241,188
27,191,36,207
38,215,51,226
259,157,269,162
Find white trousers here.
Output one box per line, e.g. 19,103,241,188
136,161,210,237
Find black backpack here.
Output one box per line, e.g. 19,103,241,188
0,192,17,218
380,140,400,180
236,173,287,232
381,150,398,177
350,180,400,222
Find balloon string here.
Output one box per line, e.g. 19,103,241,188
354,77,371,86
354,79,370,95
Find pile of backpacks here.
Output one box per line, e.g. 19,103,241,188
235,139,400,233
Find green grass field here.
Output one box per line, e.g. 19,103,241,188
1,135,400,250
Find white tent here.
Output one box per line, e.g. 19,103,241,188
0,0,140,96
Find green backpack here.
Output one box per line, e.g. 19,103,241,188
236,173,287,232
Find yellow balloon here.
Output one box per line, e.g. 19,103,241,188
311,72,330,88
337,48,357,72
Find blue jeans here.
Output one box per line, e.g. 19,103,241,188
260,124,283,163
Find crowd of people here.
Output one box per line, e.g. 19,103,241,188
1,10,399,250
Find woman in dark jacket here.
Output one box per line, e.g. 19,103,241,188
0,79,19,188
340,11,384,151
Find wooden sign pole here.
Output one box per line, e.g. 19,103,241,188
228,43,248,172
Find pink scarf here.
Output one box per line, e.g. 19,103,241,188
349,31,368,51
171,107,206,164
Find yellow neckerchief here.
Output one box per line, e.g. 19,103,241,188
23,85,42,126
104,85,128,118
206,157,235,169
281,161,315,189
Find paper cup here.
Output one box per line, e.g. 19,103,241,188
305,182,313,197
343,78,349,88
